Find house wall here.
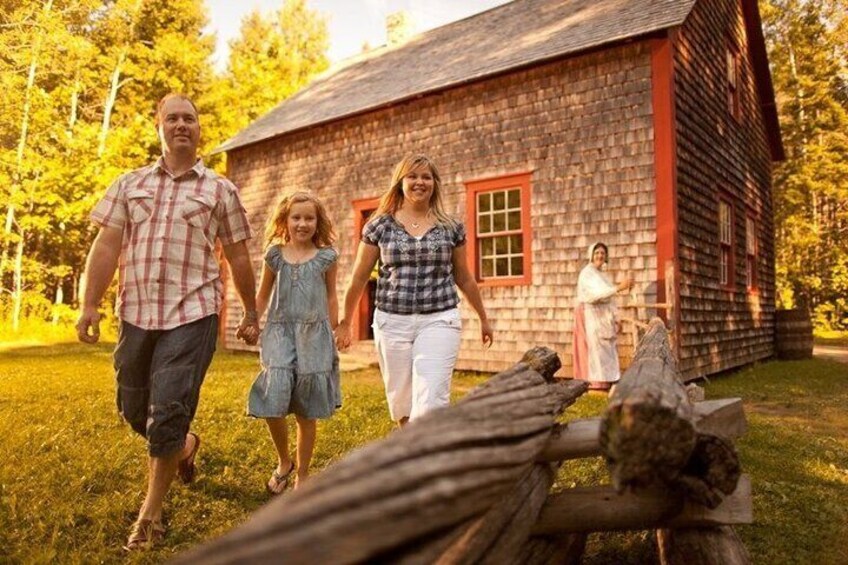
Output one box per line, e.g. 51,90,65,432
672,0,776,378
225,42,659,374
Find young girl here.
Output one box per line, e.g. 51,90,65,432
247,191,341,494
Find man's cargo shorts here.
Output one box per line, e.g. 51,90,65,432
113,314,218,457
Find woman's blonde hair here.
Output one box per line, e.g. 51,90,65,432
372,154,455,226
264,191,336,248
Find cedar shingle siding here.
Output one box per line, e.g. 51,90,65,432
673,0,776,378
225,44,656,373
221,0,781,379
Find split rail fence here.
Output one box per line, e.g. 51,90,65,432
175,318,751,564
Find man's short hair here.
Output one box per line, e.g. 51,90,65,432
155,93,199,127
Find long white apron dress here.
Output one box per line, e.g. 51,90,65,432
575,263,621,386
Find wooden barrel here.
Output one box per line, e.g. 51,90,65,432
775,309,813,360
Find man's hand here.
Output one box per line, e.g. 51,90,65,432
236,310,259,345
76,307,102,344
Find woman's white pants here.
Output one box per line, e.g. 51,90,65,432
372,308,462,421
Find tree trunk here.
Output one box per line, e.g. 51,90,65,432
52,283,64,324
12,233,24,331
98,0,142,157
98,51,126,158
2,0,53,289
68,69,80,134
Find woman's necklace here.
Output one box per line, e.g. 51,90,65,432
403,209,430,229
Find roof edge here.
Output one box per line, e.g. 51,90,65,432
215,29,670,155
740,0,784,161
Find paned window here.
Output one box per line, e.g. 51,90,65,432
719,200,734,287
746,216,758,290
727,44,742,120
465,173,532,286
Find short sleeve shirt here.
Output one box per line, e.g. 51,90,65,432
361,214,466,315
90,158,252,330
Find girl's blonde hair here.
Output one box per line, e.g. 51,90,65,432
372,154,455,226
264,191,336,248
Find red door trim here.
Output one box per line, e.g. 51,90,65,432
650,33,681,345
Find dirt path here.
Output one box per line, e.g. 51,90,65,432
814,345,848,364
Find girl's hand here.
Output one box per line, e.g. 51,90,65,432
480,319,494,348
334,320,352,351
236,311,260,345
237,324,259,346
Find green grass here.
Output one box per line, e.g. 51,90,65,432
0,343,846,564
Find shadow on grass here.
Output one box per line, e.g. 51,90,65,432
0,340,115,358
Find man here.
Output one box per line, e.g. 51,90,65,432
76,93,259,550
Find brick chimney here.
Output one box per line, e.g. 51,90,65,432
386,11,415,47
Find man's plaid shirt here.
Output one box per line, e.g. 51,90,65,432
362,214,466,315
91,158,252,330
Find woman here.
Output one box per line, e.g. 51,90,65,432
335,154,493,426
573,242,633,390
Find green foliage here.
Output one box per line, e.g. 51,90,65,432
814,329,848,346
201,0,329,165
0,347,845,563
761,0,848,327
0,0,330,332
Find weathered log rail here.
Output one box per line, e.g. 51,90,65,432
174,319,750,564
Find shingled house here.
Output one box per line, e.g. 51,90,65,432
217,0,783,380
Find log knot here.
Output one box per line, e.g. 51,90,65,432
519,347,562,381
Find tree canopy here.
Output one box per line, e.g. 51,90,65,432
0,0,329,330
761,0,848,329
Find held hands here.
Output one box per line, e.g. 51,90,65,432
334,320,351,351
617,277,635,293
75,306,102,344
236,310,260,346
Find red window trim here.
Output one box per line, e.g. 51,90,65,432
718,198,735,290
465,172,532,287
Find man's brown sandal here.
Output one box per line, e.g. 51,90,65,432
266,462,295,495
124,519,166,551
177,432,201,484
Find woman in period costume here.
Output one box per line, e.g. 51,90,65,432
572,242,633,390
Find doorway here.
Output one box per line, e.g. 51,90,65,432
352,198,380,341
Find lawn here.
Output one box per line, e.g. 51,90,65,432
0,342,846,564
